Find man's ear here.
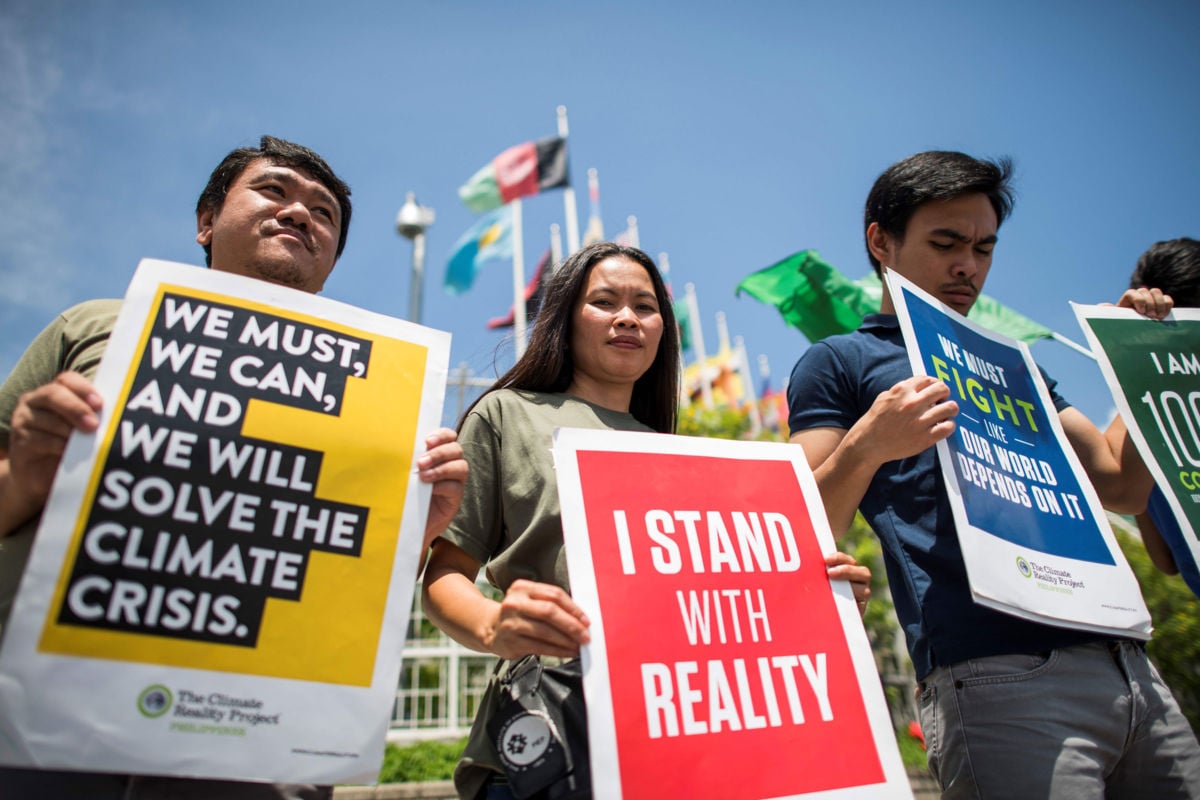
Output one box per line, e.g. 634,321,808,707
866,222,894,266
196,207,215,248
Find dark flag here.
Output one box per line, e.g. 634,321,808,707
487,249,554,330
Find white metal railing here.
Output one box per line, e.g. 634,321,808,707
388,364,494,742
388,578,499,743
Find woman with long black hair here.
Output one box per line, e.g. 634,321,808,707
423,242,869,799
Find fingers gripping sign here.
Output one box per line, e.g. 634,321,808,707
490,579,591,661
416,427,468,551
824,552,872,616
7,372,104,506
858,375,958,465
1116,286,1174,320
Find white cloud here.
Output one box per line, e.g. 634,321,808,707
0,4,84,314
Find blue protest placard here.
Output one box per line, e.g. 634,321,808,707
886,271,1150,638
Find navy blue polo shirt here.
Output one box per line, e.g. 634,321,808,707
1146,487,1200,599
788,314,1104,680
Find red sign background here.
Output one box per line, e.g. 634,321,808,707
576,450,884,799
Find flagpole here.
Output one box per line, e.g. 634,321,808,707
716,311,732,355
550,223,563,267
511,198,527,359
685,283,713,409
757,354,772,397
661,252,685,403
715,311,733,410
758,353,775,431
735,335,762,436
1051,331,1096,360
557,105,581,254
584,167,603,245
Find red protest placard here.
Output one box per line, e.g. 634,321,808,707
555,430,911,800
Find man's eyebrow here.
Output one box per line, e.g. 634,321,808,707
252,167,340,214
930,227,998,245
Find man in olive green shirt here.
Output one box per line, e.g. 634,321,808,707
0,135,467,799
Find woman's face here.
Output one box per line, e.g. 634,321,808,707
569,256,664,395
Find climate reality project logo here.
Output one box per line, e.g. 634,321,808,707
1015,555,1085,593
138,684,173,718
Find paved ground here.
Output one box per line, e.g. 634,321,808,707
334,768,940,798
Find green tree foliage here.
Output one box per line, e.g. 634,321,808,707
1116,527,1200,732
378,739,466,783
842,514,925,766
676,404,754,439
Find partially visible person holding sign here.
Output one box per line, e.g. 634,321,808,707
787,151,1200,797
423,242,872,800
1106,237,1200,593
0,136,468,799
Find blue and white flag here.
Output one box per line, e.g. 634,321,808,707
444,205,513,294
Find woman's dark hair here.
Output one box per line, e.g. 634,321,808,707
464,241,680,433
196,135,352,266
864,150,1015,275
1130,237,1200,309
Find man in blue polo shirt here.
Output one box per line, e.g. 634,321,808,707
787,151,1200,797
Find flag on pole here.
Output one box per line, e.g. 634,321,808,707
674,298,692,352
614,216,639,248
582,167,605,246
487,249,553,329
759,384,789,435
963,289,1059,343
683,351,746,408
736,250,1057,344
444,206,513,294
582,216,605,246
458,136,570,213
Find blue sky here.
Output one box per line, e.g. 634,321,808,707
2,0,1198,426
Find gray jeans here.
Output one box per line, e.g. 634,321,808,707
918,640,1200,798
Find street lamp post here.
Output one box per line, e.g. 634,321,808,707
396,192,435,325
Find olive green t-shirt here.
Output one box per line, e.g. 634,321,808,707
0,298,334,797
442,388,653,800
0,299,121,635
442,388,653,593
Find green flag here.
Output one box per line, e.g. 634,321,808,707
965,292,1056,343
673,298,693,352
736,250,1056,344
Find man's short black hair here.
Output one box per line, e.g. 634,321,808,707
1131,237,1200,308
864,151,1015,275
196,135,352,266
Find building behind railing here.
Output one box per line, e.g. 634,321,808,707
388,583,498,743
386,364,496,742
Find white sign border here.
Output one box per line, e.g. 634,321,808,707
885,269,1149,639
0,259,450,784
554,427,912,800
1073,303,1200,583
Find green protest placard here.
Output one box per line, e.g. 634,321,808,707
1074,304,1200,598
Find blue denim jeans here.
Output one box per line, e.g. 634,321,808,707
918,641,1200,798
485,774,516,800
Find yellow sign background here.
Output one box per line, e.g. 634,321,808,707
39,285,426,686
